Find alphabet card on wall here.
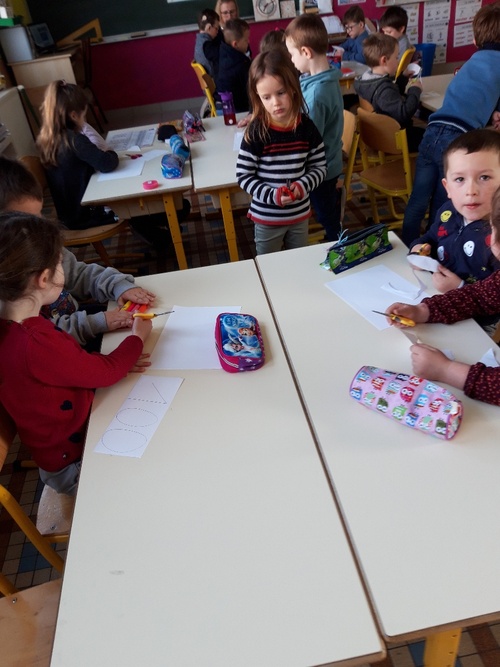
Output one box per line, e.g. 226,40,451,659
253,0,281,21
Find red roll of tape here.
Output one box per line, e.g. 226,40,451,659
143,179,159,190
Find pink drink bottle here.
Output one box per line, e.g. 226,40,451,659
220,91,236,126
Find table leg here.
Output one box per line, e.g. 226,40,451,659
162,193,188,270
219,188,240,263
423,628,461,667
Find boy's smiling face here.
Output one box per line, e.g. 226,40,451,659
442,149,500,223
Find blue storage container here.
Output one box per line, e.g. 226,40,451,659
414,43,436,77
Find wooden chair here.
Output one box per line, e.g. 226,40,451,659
308,110,359,243
19,155,137,268
0,404,69,581
395,47,416,81
358,97,375,113
0,577,62,667
191,61,217,118
357,107,414,228
341,109,360,207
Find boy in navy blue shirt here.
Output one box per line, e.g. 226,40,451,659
410,130,500,333
336,5,369,64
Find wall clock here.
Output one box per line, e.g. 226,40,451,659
253,0,281,21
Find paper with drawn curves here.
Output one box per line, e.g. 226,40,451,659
94,375,183,458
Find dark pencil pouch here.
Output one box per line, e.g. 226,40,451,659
324,224,392,274
158,124,177,141
215,313,265,373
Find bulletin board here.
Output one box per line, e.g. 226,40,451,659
333,0,496,65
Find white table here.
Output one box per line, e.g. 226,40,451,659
82,125,193,270
50,260,384,667
420,73,453,112
189,114,248,263
256,236,500,665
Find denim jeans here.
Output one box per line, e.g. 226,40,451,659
309,177,341,242
402,123,464,247
254,220,309,255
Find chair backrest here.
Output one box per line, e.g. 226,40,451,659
395,47,416,81
358,97,375,113
365,18,379,34
341,110,360,202
19,155,48,191
191,61,217,117
357,107,403,156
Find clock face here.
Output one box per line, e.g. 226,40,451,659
258,0,277,13
253,0,281,20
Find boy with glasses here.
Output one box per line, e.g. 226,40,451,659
335,5,369,64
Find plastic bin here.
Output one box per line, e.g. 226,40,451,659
414,43,436,77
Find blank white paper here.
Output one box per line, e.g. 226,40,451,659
325,265,428,330
149,305,241,369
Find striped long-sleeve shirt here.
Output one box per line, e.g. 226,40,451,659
236,114,327,226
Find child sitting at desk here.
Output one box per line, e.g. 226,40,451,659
0,212,152,495
0,155,156,347
36,80,179,252
335,5,370,64
387,185,500,407
353,33,423,153
194,8,220,79
409,129,500,333
379,5,413,59
216,18,251,113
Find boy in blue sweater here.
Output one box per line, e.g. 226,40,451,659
336,5,369,64
402,1,500,246
286,14,344,241
409,130,500,333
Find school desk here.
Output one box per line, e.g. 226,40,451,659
189,114,247,263
82,125,192,270
420,73,453,112
49,259,384,667
256,236,500,666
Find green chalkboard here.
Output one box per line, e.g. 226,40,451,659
27,0,255,41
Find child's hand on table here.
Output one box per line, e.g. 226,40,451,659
410,343,469,390
105,308,134,331
118,287,156,306
237,114,251,128
129,353,152,373
386,301,430,327
432,265,463,293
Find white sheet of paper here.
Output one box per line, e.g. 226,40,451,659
480,348,500,368
106,128,156,151
325,265,428,330
407,254,440,273
149,305,241,369
97,157,145,181
93,376,183,458
233,130,244,151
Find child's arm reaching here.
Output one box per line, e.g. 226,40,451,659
410,343,470,389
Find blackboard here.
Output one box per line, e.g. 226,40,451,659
27,0,255,41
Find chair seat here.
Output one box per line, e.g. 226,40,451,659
62,220,128,245
36,484,75,538
359,156,416,196
0,579,62,667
